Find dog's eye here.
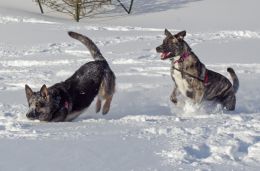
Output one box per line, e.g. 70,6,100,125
35,102,44,108
36,101,45,108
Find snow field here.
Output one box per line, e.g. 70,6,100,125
0,0,260,170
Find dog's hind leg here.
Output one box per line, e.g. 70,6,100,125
99,87,114,115
221,91,236,111
101,76,115,115
99,70,116,115
96,82,105,113
102,95,113,115
96,97,102,113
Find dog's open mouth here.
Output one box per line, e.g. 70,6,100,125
160,52,172,60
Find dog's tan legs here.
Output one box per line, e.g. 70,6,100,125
98,75,115,115
96,97,102,113
96,81,105,113
102,95,113,115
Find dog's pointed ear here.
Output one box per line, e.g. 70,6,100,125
40,84,48,99
25,84,33,101
165,29,173,37
175,30,186,40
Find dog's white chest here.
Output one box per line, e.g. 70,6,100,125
171,56,191,96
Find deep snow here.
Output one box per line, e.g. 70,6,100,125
0,0,260,170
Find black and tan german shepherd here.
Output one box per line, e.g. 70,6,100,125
156,29,239,110
25,32,116,122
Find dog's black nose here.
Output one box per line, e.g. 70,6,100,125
26,112,36,119
156,46,162,52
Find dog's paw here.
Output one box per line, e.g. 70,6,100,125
170,96,178,104
102,106,110,115
102,98,112,115
102,100,111,115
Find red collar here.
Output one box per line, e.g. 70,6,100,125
204,71,209,85
173,52,190,64
64,101,69,110
170,52,209,86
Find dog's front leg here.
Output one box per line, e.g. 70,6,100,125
51,107,68,122
193,90,204,104
170,85,179,104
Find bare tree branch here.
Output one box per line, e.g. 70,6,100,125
34,0,132,21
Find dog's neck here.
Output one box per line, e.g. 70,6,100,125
170,51,191,64
181,51,190,59
49,88,71,111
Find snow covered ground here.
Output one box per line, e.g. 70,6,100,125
0,0,260,170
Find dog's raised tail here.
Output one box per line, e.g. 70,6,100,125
68,31,105,61
227,67,239,93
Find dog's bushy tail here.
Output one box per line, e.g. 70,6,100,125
227,67,239,93
68,31,105,61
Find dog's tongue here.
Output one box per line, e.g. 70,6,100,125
161,52,171,60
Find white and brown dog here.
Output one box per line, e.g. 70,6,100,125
156,29,239,110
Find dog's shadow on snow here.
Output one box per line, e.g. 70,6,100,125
86,0,203,20
124,0,203,15
75,98,260,122
75,104,172,121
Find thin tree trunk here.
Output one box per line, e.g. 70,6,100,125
37,0,44,14
75,0,80,22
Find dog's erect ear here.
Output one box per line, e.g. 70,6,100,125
175,30,186,40
25,84,33,101
165,29,173,37
40,84,48,99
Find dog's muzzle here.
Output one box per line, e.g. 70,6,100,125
156,46,173,60
26,111,37,120
160,52,172,60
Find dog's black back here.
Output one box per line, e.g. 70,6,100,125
64,61,107,111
